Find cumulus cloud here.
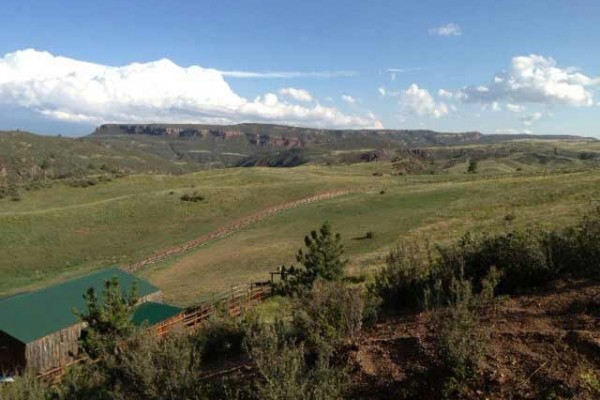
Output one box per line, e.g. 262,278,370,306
278,87,313,102
438,89,454,98
341,94,357,104
219,70,357,78
400,84,450,118
378,87,386,96
459,54,598,106
429,23,462,36
506,103,526,113
0,49,381,129
520,112,543,127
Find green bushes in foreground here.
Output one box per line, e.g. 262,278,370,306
0,280,361,400
371,207,600,311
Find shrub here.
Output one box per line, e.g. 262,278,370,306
0,372,48,400
504,212,516,222
180,191,205,202
55,331,209,400
372,209,600,312
292,280,364,350
195,318,246,363
68,178,98,188
429,269,497,397
438,231,552,294
580,368,600,396
245,319,349,400
369,239,435,310
542,207,600,278
467,159,478,173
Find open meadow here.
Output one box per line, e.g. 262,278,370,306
1,149,598,305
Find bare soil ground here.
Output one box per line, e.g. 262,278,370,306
351,280,600,399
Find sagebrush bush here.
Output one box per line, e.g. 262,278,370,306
438,230,552,294
0,372,47,400
429,269,498,398
372,208,600,312
180,191,205,202
53,330,210,400
369,239,436,310
245,319,349,400
293,280,365,350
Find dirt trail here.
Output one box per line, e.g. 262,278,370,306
123,190,353,272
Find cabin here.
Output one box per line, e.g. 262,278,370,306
0,267,178,374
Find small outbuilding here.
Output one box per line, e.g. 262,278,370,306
0,267,166,374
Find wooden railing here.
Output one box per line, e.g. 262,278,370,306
37,281,272,381
122,190,351,272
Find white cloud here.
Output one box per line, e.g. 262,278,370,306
400,84,450,118
341,94,357,104
496,128,533,135
506,103,526,113
387,67,420,81
278,87,313,102
0,49,382,129
378,87,386,96
429,23,462,37
459,54,598,106
438,89,454,98
521,112,543,126
219,70,357,78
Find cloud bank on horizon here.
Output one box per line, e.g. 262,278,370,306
379,54,599,132
0,49,598,135
0,49,382,129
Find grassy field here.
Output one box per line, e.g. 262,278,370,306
0,165,380,295
140,168,600,305
2,146,597,304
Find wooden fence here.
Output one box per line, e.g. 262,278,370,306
37,281,272,382
152,282,272,337
122,190,351,272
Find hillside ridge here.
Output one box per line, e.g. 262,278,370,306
90,123,596,147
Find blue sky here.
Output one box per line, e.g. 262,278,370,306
0,0,599,136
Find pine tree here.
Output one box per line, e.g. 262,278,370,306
74,277,138,359
467,159,478,174
296,221,347,285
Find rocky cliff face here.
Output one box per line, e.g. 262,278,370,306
91,123,488,150
92,124,322,148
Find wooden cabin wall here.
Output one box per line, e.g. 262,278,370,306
23,290,162,374
25,323,83,373
0,331,26,373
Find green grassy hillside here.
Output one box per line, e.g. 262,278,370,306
0,130,198,187
1,159,598,304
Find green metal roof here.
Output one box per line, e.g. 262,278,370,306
132,302,182,327
0,267,159,344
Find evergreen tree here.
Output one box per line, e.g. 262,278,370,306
467,159,478,174
296,221,347,284
74,277,138,359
